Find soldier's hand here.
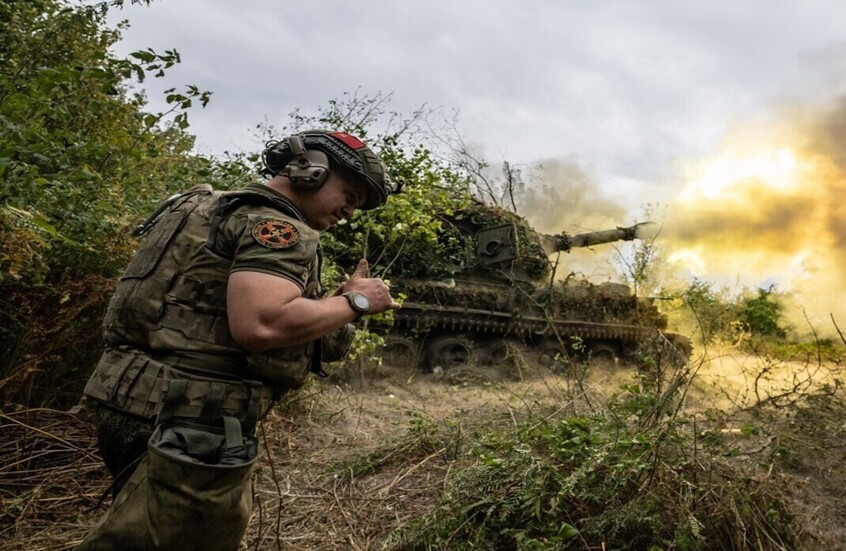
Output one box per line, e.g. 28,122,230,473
341,259,401,314
332,259,369,296
349,259,370,280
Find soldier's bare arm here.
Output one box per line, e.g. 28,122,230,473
227,260,398,353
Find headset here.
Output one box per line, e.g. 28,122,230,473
261,135,331,190
261,131,402,209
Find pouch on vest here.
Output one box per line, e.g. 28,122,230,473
245,342,314,388
84,347,271,427
321,323,355,363
77,381,259,551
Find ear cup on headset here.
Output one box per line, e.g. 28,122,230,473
285,149,331,189
261,136,331,189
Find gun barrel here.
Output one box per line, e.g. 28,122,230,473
543,222,655,253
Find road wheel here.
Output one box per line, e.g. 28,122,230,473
422,335,475,372
536,340,572,375
479,339,510,365
587,342,620,369
381,336,420,370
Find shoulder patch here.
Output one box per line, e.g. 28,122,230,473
252,220,300,249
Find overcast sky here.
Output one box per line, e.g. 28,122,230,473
102,1,846,330
105,1,846,203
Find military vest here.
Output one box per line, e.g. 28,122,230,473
84,183,322,424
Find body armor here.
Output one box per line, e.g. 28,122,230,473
84,183,326,428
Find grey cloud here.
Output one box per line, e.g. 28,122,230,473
107,0,846,202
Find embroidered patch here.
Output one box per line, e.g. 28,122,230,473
252,220,300,249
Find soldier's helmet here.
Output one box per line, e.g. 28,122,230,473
262,130,397,210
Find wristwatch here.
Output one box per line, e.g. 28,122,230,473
343,292,371,318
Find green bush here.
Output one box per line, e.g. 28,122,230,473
737,286,787,338
381,349,803,551
0,0,234,406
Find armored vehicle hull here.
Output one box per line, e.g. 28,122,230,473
375,203,690,372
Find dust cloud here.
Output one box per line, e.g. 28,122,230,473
661,96,846,337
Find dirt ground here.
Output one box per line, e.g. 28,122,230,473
2,347,845,550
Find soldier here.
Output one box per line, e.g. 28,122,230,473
78,130,400,550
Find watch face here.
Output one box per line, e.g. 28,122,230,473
352,293,370,311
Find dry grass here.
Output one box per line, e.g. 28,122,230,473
243,392,455,551
3,353,846,550
0,374,526,550
0,406,108,551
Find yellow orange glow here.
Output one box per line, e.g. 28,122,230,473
681,148,799,200
666,249,706,277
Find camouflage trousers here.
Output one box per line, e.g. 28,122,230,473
80,381,259,551
94,405,155,495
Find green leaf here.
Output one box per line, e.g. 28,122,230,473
558,523,579,539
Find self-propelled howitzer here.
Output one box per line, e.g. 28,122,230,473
381,203,689,372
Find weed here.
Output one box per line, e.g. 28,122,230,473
380,343,805,551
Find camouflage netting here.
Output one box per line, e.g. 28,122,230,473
395,279,522,313
533,279,669,328
393,202,670,329
445,202,551,282
396,277,667,329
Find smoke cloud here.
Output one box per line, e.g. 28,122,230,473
518,159,633,281
518,159,628,234
661,95,846,336
514,94,846,338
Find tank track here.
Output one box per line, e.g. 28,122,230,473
394,302,660,342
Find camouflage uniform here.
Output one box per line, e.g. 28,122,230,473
79,130,394,550
83,181,334,469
